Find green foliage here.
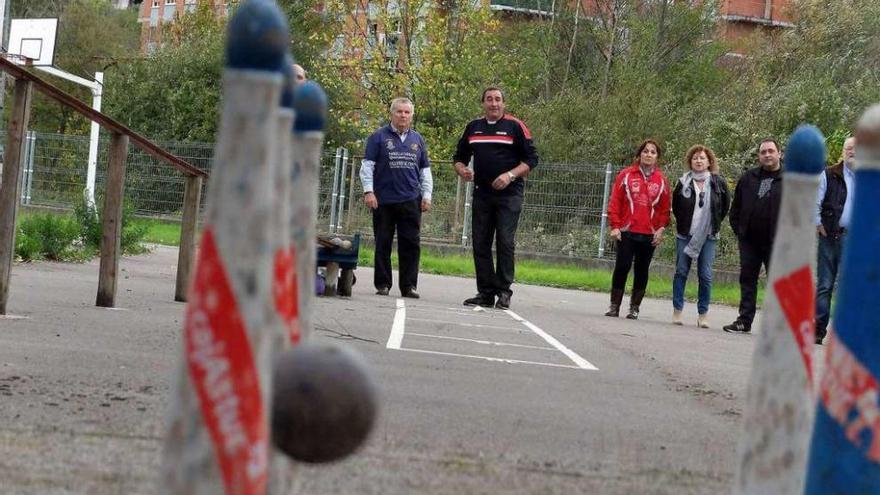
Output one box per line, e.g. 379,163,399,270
105,2,225,142
74,195,150,255
19,0,139,134
16,213,81,261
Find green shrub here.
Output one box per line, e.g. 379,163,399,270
14,231,42,261
16,213,80,261
74,194,150,255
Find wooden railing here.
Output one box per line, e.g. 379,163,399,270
0,56,208,313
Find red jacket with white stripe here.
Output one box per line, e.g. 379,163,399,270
607,163,671,235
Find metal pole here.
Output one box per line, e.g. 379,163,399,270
85,71,103,208
329,146,342,233
23,131,35,205
336,147,348,232
461,158,474,247
453,174,462,242
346,154,357,231
598,162,613,258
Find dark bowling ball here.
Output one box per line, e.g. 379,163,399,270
271,342,378,463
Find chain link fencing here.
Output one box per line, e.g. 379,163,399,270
7,130,743,269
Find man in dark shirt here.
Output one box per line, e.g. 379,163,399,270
360,97,433,298
724,138,784,334
453,87,538,309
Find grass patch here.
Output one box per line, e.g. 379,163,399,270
359,246,763,307
136,219,182,246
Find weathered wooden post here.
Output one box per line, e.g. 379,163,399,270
0,78,33,315
96,132,129,308
174,173,202,302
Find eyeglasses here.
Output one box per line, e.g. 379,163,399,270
698,191,705,208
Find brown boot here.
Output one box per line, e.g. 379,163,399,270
605,289,624,317
626,289,646,320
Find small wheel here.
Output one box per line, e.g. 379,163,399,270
338,269,354,297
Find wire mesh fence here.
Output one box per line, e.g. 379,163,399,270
7,130,743,269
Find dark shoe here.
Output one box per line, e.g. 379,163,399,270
376,287,390,296
401,288,420,299
495,292,511,310
464,294,495,307
605,288,624,317
723,320,750,334
815,337,824,345
625,289,645,319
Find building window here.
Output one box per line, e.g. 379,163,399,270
165,0,176,5
152,0,160,6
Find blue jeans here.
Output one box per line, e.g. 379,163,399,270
672,235,717,315
815,234,844,339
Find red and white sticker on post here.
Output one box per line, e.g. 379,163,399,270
184,228,268,495
773,265,816,387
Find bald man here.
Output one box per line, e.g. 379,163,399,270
292,64,306,85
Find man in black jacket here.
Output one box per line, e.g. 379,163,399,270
453,87,539,309
723,139,784,334
813,136,855,345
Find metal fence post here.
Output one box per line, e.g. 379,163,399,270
461,158,474,247
336,147,348,232
598,161,613,258
453,175,462,243
24,131,35,205
329,146,342,233
346,152,357,231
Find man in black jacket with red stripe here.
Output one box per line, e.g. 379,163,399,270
453,87,539,309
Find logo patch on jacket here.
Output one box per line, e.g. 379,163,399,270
385,139,396,151
410,143,420,152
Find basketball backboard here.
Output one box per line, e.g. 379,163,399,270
8,18,58,66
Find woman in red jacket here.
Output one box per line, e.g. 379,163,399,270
605,139,671,319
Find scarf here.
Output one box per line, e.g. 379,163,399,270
678,171,713,259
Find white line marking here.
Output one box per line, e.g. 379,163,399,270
386,298,406,349
407,332,556,351
397,347,584,370
407,317,522,331
504,309,598,370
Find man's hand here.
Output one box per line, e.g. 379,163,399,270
609,228,622,242
364,192,378,210
421,199,431,212
817,225,827,237
491,172,513,190
652,227,664,246
454,162,474,182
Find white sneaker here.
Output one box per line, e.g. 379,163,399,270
697,314,710,328
672,310,683,325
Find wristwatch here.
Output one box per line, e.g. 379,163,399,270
507,171,517,180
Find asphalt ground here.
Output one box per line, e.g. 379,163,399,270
0,246,821,494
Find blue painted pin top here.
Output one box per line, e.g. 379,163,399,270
225,0,289,72
785,125,827,175
280,54,296,109
293,81,328,133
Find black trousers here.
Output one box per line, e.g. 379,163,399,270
471,193,523,297
737,237,772,328
611,232,656,293
373,199,421,292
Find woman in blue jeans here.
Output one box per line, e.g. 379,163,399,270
671,145,731,328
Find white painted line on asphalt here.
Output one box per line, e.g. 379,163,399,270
397,347,583,370
504,310,598,371
0,314,29,320
407,317,522,332
386,298,406,350
407,332,556,351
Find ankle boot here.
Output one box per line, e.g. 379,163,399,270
626,289,646,320
605,288,624,317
